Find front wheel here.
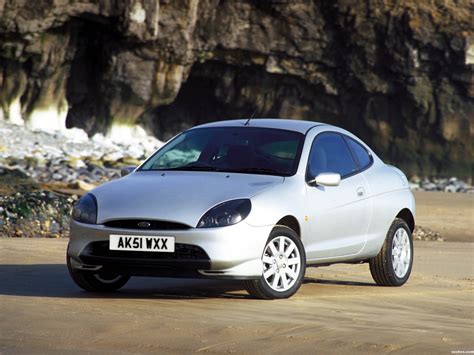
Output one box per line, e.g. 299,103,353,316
67,255,130,292
244,226,306,299
369,218,413,286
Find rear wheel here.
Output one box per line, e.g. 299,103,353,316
244,226,306,299
369,218,413,286
67,255,130,292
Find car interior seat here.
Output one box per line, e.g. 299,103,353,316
226,145,255,168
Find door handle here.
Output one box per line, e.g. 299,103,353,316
356,187,365,197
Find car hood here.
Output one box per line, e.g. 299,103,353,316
92,171,284,226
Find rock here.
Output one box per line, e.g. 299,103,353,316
103,152,124,164
50,220,61,234
410,176,472,193
62,128,89,143
72,180,96,192
421,181,437,191
445,185,458,193
120,156,141,167
413,226,444,242
0,188,74,238
86,159,104,169
126,145,145,159
0,119,160,188
0,1,472,179
67,158,86,169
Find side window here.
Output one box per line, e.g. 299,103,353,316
307,133,358,179
346,137,372,169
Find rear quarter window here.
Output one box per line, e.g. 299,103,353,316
346,137,372,169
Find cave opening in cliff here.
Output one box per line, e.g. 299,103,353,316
65,18,119,134
143,60,345,142
142,62,256,141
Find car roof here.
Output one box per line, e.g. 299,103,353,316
192,118,326,134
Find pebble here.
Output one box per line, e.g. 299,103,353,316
0,187,76,238
0,120,162,188
0,120,465,239
409,176,473,193
413,226,445,242
0,120,164,238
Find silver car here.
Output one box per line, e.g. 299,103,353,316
67,119,415,299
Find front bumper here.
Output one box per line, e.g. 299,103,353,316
68,220,271,279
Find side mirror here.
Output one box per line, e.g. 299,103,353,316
120,166,136,177
310,172,341,187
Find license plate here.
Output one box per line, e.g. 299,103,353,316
109,235,175,252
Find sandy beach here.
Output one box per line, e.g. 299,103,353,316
0,239,472,353
1,191,473,353
414,191,473,242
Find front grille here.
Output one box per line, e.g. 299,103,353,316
103,219,191,230
82,241,209,261
79,240,211,277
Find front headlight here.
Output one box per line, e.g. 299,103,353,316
197,199,251,228
72,193,97,224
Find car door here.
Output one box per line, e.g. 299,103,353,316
304,132,371,260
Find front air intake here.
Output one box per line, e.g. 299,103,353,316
103,219,191,230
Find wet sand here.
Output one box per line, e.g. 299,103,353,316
1,238,472,354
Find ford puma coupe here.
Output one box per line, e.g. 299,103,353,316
67,119,415,299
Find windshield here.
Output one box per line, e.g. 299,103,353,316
140,127,305,176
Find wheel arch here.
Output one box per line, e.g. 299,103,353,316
275,215,301,238
396,208,415,232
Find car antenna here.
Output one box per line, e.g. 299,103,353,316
244,108,258,126
244,90,270,126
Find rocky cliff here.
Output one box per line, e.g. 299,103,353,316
0,0,473,178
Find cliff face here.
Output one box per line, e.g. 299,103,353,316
0,0,473,177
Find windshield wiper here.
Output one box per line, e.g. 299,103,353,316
165,165,220,171
154,165,283,175
227,167,282,175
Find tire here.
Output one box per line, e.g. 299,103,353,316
67,255,130,292
244,226,306,299
369,218,414,286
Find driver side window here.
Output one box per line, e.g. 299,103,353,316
307,132,358,180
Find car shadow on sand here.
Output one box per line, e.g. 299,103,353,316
304,277,375,287
0,264,375,300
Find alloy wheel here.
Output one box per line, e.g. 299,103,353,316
262,236,301,292
391,227,411,278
